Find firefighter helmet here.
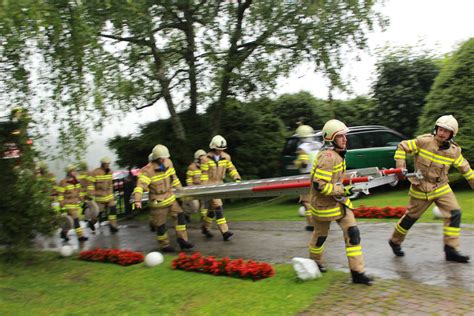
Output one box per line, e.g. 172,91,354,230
78,161,88,171
322,119,349,141
435,115,458,137
194,149,207,160
148,153,153,162
151,144,170,160
100,156,111,164
209,135,227,150
65,164,77,173
295,125,314,138
38,161,48,171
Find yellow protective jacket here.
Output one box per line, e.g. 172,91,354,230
77,170,91,199
309,148,353,221
186,162,202,186
88,167,114,203
56,177,82,210
200,151,241,185
133,159,182,208
394,134,474,199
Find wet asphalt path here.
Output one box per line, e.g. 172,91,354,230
36,220,474,291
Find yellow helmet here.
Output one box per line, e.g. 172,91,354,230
151,144,170,160
209,135,227,150
295,125,314,138
65,164,77,173
322,119,349,141
78,161,88,171
435,115,458,137
194,149,207,160
100,156,111,164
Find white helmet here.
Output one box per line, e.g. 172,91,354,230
194,149,207,160
435,115,458,137
148,153,153,162
322,119,349,142
295,125,314,138
100,156,111,164
151,144,170,160
209,135,227,150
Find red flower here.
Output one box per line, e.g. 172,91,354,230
79,248,144,266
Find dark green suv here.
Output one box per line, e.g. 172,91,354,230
281,125,406,176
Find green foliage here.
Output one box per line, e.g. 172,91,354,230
0,0,384,157
418,39,474,161
0,112,56,260
273,92,331,132
330,96,375,126
372,48,440,137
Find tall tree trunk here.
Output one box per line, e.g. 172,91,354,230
183,7,198,115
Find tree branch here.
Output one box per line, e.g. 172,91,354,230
99,33,150,46
135,93,162,110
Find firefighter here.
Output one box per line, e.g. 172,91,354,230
389,115,473,263
183,149,207,222
200,135,241,241
78,161,99,233
294,124,321,231
57,164,88,242
89,157,118,233
36,161,61,213
308,119,372,285
133,144,194,252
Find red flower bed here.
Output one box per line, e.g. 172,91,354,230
353,205,406,218
172,252,275,281
79,248,144,266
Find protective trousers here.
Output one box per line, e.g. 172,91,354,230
391,191,462,249
202,198,229,234
63,205,84,237
151,201,189,249
309,208,364,273
97,200,118,229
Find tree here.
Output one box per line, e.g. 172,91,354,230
0,0,384,157
329,96,374,127
418,39,474,161
371,48,439,137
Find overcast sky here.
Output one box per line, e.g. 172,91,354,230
53,0,474,173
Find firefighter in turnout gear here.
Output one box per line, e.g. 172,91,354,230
183,149,207,221
309,120,372,285
294,124,319,231
133,145,194,252
200,135,241,241
89,157,119,233
389,115,474,263
78,161,99,233
57,164,88,242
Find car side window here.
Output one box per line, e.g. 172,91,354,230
377,132,404,146
347,133,365,149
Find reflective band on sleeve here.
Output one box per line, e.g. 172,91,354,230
321,183,333,195
462,169,474,181
95,194,114,203
453,155,464,168
394,150,406,159
133,187,144,194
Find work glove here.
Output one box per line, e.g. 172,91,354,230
344,185,354,197
134,201,142,210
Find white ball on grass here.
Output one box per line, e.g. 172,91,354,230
432,206,444,219
59,245,74,257
144,252,164,267
298,206,306,217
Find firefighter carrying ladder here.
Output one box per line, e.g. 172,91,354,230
175,167,422,200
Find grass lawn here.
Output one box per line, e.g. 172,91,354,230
0,252,345,315
223,187,474,224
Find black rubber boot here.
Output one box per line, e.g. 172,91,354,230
161,245,175,253
149,222,156,232
78,236,88,242
222,231,234,241
109,225,119,234
317,263,327,273
351,270,373,286
184,215,191,224
177,238,194,250
445,245,470,263
201,227,214,238
389,240,405,257
60,231,69,242
305,225,315,232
